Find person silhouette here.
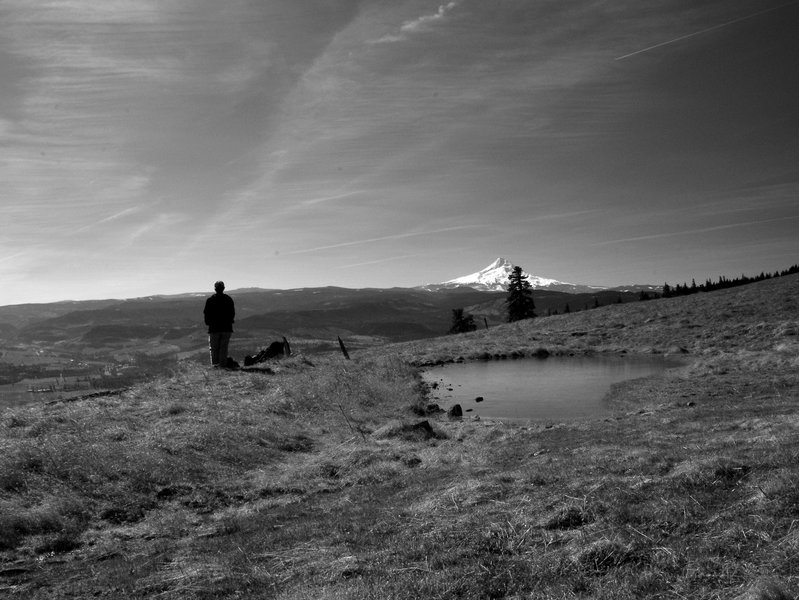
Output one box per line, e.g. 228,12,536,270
203,281,235,367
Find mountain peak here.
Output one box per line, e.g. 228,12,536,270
487,257,512,270
422,258,608,293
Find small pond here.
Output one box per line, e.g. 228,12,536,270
0,386,87,411
0,386,42,410
422,355,681,422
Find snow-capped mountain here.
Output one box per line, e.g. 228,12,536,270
423,258,608,294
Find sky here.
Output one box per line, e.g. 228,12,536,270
2,0,798,305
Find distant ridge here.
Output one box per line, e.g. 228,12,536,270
421,257,608,294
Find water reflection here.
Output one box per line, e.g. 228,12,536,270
423,355,679,422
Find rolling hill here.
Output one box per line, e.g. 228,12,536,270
0,284,646,364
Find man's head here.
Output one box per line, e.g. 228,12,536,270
214,281,225,293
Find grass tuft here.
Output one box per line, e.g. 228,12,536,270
569,537,635,573
733,578,795,600
543,504,594,530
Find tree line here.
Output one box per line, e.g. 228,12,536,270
662,264,799,298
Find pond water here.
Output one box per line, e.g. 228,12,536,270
422,355,681,422
0,387,46,411
0,386,85,411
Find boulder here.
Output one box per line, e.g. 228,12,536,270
448,404,463,418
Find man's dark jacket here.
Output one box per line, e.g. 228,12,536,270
204,292,235,333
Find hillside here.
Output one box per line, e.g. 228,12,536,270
1,275,798,599
392,273,799,366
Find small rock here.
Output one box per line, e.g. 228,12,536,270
448,404,463,418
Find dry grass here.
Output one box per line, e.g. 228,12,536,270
1,275,798,598
388,273,799,369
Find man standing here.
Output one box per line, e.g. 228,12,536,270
204,281,235,367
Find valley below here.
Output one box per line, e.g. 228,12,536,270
1,274,798,599
0,285,644,407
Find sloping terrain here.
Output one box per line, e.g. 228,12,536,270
1,275,798,599
391,273,799,366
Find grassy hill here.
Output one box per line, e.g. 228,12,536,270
1,275,797,599
391,272,799,365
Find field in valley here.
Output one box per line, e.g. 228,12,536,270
1,274,798,599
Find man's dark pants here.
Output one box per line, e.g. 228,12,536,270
209,332,232,366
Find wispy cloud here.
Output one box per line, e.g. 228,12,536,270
336,254,423,270
124,213,189,246
401,1,459,33
0,251,28,265
72,206,145,234
295,190,366,209
285,225,481,255
373,1,461,43
595,215,799,246
515,210,602,224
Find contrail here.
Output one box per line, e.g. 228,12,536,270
337,254,422,269
616,1,799,60
285,225,481,255
595,214,799,246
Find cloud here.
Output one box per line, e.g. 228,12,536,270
295,190,366,209
336,254,423,270
124,213,189,246
515,210,603,224
0,251,28,266
401,1,459,33
72,206,145,234
285,225,481,255
373,1,460,43
595,215,799,246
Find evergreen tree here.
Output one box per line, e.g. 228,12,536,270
449,308,477,334
506,266,536,322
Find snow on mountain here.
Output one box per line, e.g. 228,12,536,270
422,258,608,293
